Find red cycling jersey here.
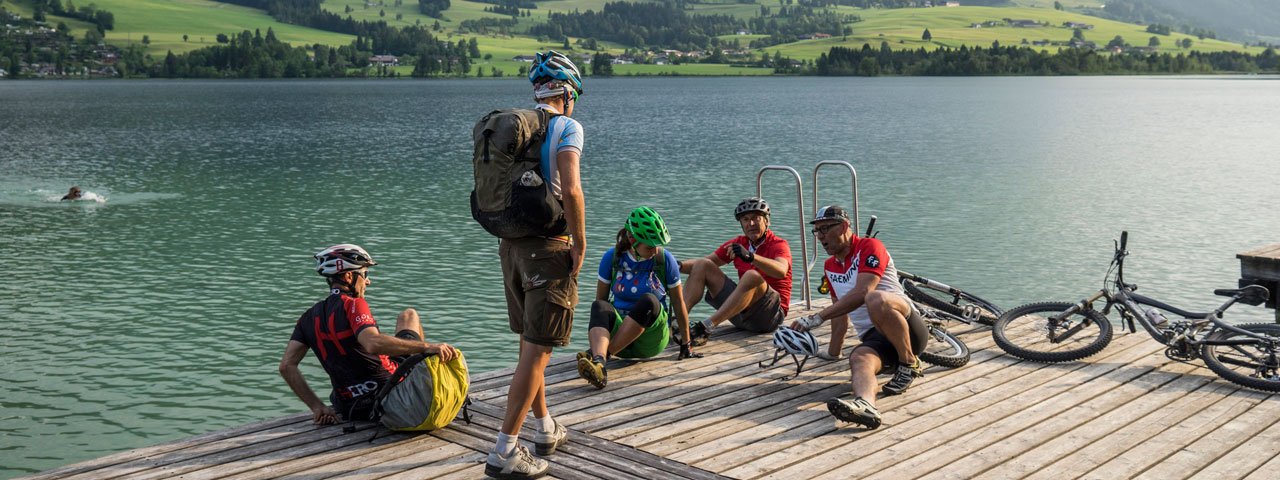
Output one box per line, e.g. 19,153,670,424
714,230,793,313
822,236,904,336
290,291,397,414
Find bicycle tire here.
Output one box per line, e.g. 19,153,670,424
1200,323,1280,393
992,301,1113,363
919,325,970,368
902,279,1000,326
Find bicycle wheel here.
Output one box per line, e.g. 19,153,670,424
993,302,1113,363
1200,323,1280,393
919,325,970,368
902,279,1000,326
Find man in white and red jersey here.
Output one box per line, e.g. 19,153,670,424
280,244,457,425
680,197,792,346
790,206,928,430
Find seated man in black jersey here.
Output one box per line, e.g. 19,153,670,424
279,244,458,424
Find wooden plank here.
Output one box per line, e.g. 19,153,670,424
22,415,309,480
687,347,1014,472
289,442,476,480
570,352,847,439
1126,388,1280,479
635,341,1002,454
746,334,1156,480
1063,385,1261,479
1238,243,1280,260
979,376,1245,480
1242,450,1280,480
123,422,383,480
474,326,780,404
1190,412,1280,479
464,400,729,480
58,417,363,480
914,359,1207,480
847,340,1178,480
717,335,1123,479
225,431,444,480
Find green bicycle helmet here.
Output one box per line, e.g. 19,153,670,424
626,206,671,247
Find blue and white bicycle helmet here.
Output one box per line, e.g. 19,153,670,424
528,50,584,95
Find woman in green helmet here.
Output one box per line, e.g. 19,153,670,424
577,206,700,389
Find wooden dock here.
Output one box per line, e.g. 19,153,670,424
25,299,1280,479
1238,243,1280,322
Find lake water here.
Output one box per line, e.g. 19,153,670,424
2,76,1278,477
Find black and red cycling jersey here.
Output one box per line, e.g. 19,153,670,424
290,291,396,414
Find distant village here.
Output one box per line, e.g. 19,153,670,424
1,9,123,78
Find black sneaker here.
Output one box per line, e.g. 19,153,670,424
827,397,882,429
881,358,924,396
689,321,710,347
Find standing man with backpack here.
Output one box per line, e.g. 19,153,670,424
471,51,585,480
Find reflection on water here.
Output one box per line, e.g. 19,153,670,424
2,77,1279,476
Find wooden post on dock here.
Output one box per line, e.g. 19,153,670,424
1237,243,1280,323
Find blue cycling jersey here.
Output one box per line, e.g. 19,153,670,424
535,104,583,200
596,247,682,312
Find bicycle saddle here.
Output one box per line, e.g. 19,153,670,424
1213,284,1270,306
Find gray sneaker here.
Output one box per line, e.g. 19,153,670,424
485,444,549,479
827,397,882,429
532,420,567,455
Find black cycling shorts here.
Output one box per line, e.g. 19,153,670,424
855,305,928,374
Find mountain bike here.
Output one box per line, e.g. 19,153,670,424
899,270,1004,326
992,231,1280,392
915,302,972,369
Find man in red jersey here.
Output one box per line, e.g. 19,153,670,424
279,244,457,425
790,206,928,430
680,197,793,345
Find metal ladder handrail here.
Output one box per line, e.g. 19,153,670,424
807,161,859,283
756,165,810,310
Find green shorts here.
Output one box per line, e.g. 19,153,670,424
613,308,670,359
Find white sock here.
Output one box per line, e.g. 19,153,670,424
700,318,713,329
536,414,555,433
495,432,516,456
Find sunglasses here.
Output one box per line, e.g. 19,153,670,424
353,269,369,279
811,223,843,236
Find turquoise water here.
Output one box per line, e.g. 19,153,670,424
2,76,1278,476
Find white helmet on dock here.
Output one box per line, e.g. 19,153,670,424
773,327,819,357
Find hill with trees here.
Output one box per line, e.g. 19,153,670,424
3,0,1276,79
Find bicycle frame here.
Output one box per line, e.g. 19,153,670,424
1054,232,1275,350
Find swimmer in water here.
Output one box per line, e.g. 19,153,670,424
61,186,82,201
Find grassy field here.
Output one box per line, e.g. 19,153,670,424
6,0,353,55
5,0,1259,74
766,5,1251,60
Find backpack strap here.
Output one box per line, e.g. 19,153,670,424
513,108,559,165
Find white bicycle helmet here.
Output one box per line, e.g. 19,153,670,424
528,50,584,94
773,327,819,357
735,197,771,220
315,244,377,276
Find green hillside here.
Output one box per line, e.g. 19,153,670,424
4,0,1261,76
5,0,353,54
766,5,1250,60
